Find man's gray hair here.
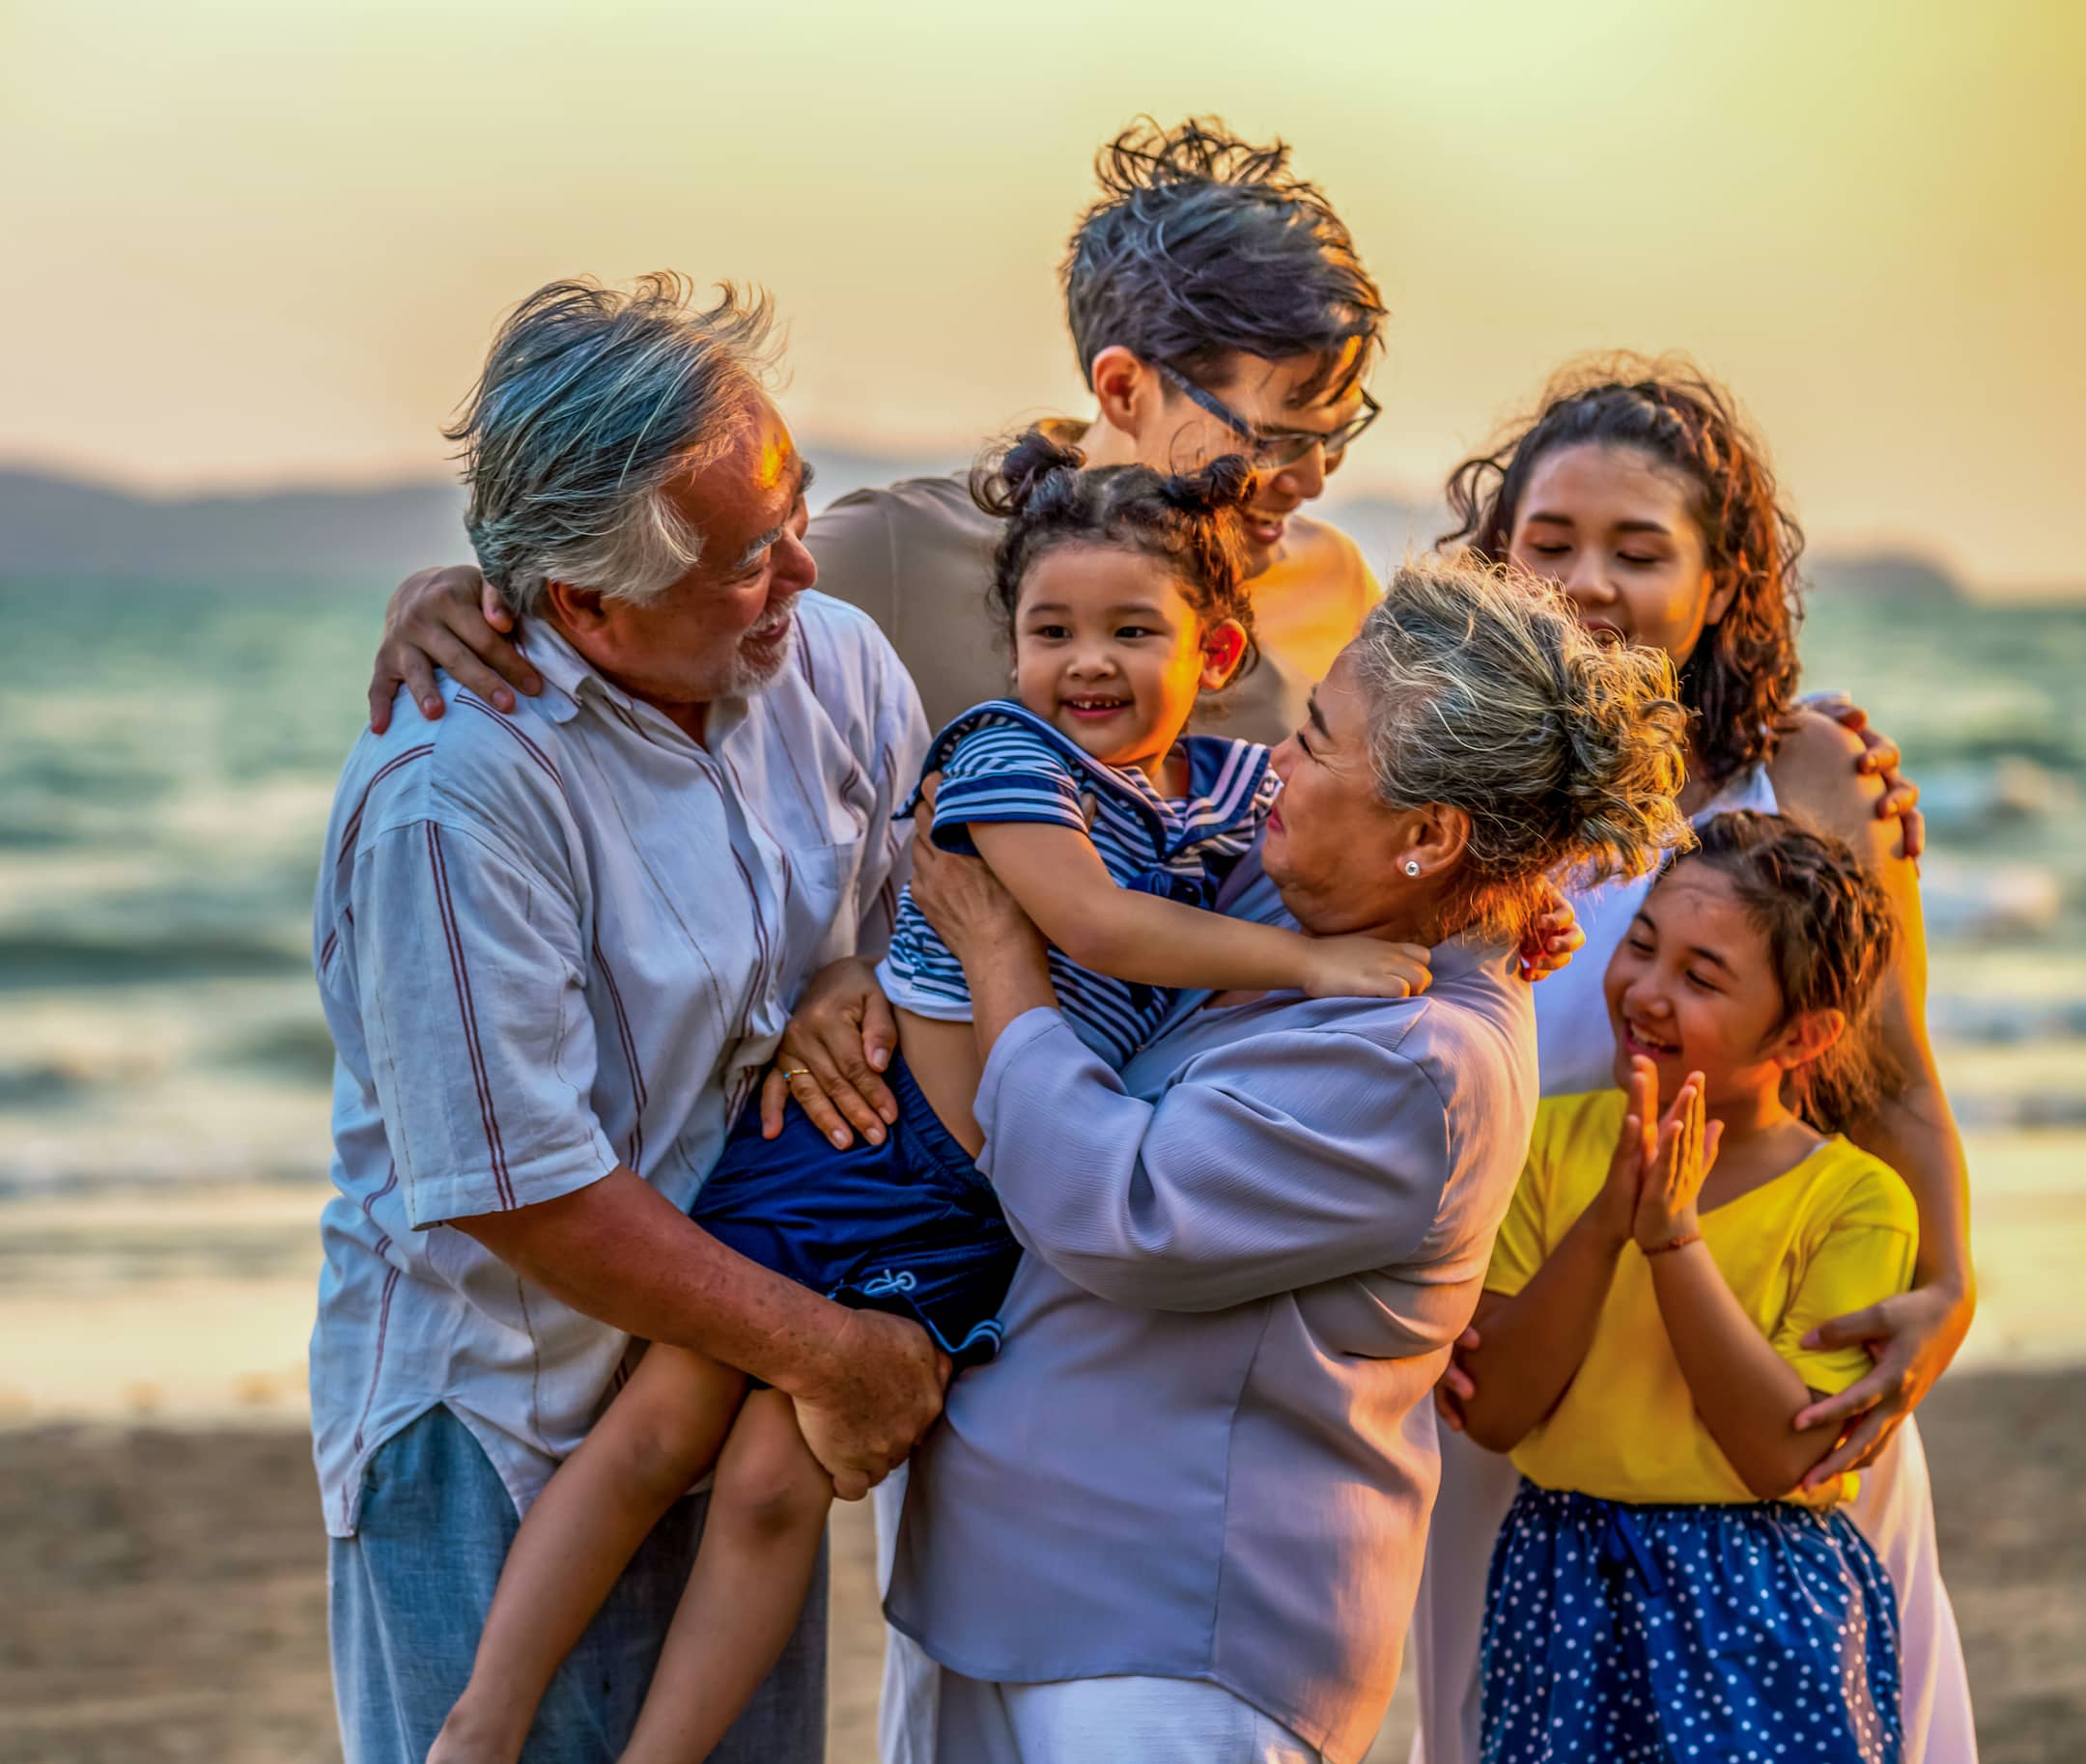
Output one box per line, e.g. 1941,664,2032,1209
444,274,782,616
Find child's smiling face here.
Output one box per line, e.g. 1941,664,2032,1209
1010,545,1244,781
1602,861,1830,1108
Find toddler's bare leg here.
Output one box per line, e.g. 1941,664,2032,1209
429,1346,747,1764
619,1388,833,1764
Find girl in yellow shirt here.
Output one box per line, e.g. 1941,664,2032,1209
1460,811,1919,1764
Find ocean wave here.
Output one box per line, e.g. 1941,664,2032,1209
1918,858,2067,940
1931,994,2086,1045
0,930,308,990
1953,1093,2086,1132
0,1059,95,1106
1917,760,2083,832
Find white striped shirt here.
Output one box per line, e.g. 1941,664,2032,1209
308,595,927,1535
877,702,1278,1067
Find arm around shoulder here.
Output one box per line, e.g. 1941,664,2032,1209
1773,709,1971,1298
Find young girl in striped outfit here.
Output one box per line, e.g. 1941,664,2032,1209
429,431,1436,1764
1460,811,1917,1764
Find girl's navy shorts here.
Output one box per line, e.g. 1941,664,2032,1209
690,1053,1021,1366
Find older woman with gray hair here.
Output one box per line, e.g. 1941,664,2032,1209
882,558,1690,1764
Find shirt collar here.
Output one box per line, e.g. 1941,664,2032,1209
515,618,751,746
511,619,596,726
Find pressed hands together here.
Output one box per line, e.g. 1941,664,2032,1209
1441,1058,1947,1493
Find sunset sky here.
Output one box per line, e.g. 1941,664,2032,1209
4,0,2080,589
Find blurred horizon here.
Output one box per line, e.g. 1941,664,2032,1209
4,0,2082,596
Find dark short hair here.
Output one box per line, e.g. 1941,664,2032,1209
970,427,1261,682
1062,118,1386,405
1439,355,1807,793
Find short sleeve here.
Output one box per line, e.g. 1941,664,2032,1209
352,818,618,1227
927,720,1091,854
1485,1110,1564,1298
1771,1162,1921,1393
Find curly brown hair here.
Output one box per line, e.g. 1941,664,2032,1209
1438,355,1805,793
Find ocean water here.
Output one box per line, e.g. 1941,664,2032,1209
3,577,2083,1259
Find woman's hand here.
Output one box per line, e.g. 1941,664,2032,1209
1298,935,1434,1001
1520,882,1585,982
905,779,1047,969
1432,1324,1483,1433
1791,1277,1976,1489
367,564,543,733
1799,693,1925,863
759,957,900,1151
1630,1070,1723,1250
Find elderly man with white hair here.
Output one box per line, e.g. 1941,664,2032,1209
309,274,944,1764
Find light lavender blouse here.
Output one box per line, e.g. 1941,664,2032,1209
886,931,1537,1764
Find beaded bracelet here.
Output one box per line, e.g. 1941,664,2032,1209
1644,1230,1704,1257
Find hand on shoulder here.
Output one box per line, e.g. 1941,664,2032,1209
1769,709,1908,867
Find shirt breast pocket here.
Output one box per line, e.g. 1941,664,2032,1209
783,833,871,973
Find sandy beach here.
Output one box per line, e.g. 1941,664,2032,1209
4,1176,2085,1759
2,1368,2079,1764
1,1175,2080,1763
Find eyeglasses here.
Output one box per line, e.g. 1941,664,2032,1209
1156,362,1381,471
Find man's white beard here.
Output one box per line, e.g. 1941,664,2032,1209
715,615,795,699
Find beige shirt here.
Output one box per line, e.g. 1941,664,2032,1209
807,470,1381,743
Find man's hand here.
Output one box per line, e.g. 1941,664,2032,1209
1792,1278,1975,1490
368,564,542,733
760,957,900,1150
791,1306,951,1501
1800,692,1926,863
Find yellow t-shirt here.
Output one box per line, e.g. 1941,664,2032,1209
1485,1090,1920,1507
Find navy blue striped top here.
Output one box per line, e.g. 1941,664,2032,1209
877,701,1279,1068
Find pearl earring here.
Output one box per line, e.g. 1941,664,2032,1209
1403,859,1422,877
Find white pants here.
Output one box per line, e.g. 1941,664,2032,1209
1405,1417,1980,1764
874,1467,944,1764
873,1470,1320,1764
932,1671,1324,1764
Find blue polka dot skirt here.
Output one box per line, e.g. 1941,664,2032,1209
1480,1480,1903,1764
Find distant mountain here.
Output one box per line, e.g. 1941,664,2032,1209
0,462,2001,603
0,469,471,581
1807,551,1969,602
0,446,958,582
